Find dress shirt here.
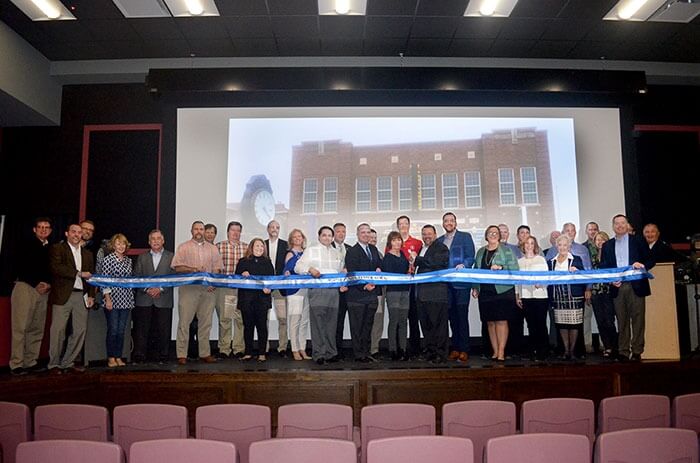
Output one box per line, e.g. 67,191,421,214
442,230,455,249
545,241,592,269
68,242,83,290
333,241,347,260
615,234,630,268
216,240,248,275
150,249,163,270
172,239,223,273
269,238,279,272
295,244,344,275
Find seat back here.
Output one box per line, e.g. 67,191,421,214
368,436,473,463
196,404,270,463
598,395,670,433
16,440,124,463
130,439,236,463
0,402,31,463
595,428,698,463
673,393,700,433
113,404,188,457
442,400,516,463
361,404,436,463
521,398,595,446
34,404,110,442
486,433,590,463
249,438,356,463
277,403,353,440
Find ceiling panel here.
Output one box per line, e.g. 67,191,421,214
528,39,576,58
557,0,618,20
42,21,95,42
189,39,237,57
319,15,365,39
415,0,467,16
60,0,124,19
277,37,321,55
363,38,406,55
365,16,414,38
541,19,596,41
406,38,451,56
267,0,317,15
271,15,319,37
321,38,364,55
214,0,269,16
232,38,278,56
175,17,230,39
366,0,418,16
454,17,504,39
489,39,536,57
84,19,140,41
131,18,184,39
449,38,494,56
510,0,569,19
224,16,274,38
497,18,548,40
410,17,459,38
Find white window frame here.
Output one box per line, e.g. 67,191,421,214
323,177,338,213
377,176,392,211
464,171,482,209
421,174,436,210
302,178,318,214
398,175,412,211
356,177,371,212
498,168,516,206
442,173,459,209
520,166,539,205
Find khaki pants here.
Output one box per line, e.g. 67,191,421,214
10,282,48,370
614,282,646,358
272,290,288,352
48,292,89,370
177,285,216,358
215,288,244,355
370,293,385,355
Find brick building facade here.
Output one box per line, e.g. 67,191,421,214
288,128,556,247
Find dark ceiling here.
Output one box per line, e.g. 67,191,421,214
1,0,699,62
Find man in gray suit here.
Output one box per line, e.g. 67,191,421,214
131,229,174,363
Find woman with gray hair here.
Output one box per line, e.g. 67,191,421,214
547,234,586,361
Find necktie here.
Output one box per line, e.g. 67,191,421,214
365,245,372,260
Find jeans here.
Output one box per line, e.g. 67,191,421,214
105,308,130,358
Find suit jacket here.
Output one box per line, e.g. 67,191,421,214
49,241,96,305
414,241,450,303
547,254,587,298
265,238,288,276
472,244,520,295
345,242,382,303
133,249,175,308
600,233,655,298
437,230,476,292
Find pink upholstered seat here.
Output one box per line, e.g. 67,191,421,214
595,427,698,463
486,433,590,463
361,404,436,463
16,440,124,463
196,404,270,463
368,435,474,463
34,404,110,441
0,402,31,463
442,400,516,463
598,394,670,433
673,393,700,434
130,439,236,463
113,404,188,457
249,438,356,463
520,398,595,446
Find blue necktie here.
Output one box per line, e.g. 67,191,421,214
365,245,372,260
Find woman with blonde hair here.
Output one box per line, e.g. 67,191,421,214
283,228,311,361
101,233,134,367
591,231,618,358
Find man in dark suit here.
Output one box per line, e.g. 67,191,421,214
600,214,655,361
345,223,382,362
437,212,476,363
47,223,96,373
332,222,352,359
643,223,679,264
132,229,174,363
409,224,450,364
265,220,289,355
437,212,476,362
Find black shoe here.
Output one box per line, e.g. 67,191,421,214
630,353,642,361
316,358,326,365
26,364,47,373
616,354,629,362
232,352,244,359
277,350,288,358
10,367,27,376
355,357,371,363
430,356,446,365
368,354,380,362
390,351,399,361
327,355,340,363
216,352,230,360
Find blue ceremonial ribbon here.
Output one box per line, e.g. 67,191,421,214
88,266,652,290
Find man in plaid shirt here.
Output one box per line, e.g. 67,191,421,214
215,221,248,358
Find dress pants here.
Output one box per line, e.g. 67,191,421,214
215,287,244,355
370,292,385,355
132,304,172,361
614,282,646,357
240,301,269,356
272,290,288,352
10,281,48,370
521,298,550,359
48,292,89,370
592,292,618,352
419,301,449,359
583,300,594,351
447,287,471,353
385,290,410,352
506,307,525,356
287,291,309,352
408,286,422,354
176,285,215,358
347,300,378,360
335,292,349,355
309,288,338,361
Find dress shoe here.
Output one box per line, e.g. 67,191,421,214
107,358,119,368
368,353,380,362
630,353,642,361
200,355,217,363
49,367,64,376
293,352,303,361
257,355,267,362
240,355,253,361
232,352,244,359
10,367,27,376
300,351,312,360
355,357,371,363
316,358,326,365
390,351,399,361
26,364,47,373
448,350,460,360
327,355,340,363
69,365,86,373
430,356,447,365
277,350,288,358
116,358,126,367
177,357,187,365
458,352,469,362
216,352,230,360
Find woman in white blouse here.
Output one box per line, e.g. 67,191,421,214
516,236,549,361
294,226,347,365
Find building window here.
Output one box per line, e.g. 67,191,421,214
318,141,325,154
421,174,436,210
356,177,371,212
398,175,412,211
467,151,475,159
498,168,516,206
303,178,318,213
434,153,442,161
377,176,392,211
442,173,459,209
323,177,337,212
520,167,539,204
464,171,482,208
359,157,367,165
391,155,399,164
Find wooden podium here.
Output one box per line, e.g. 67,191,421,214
645,262,680,360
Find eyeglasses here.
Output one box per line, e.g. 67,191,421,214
487,232,500,237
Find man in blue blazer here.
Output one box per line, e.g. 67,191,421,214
437,212,476,363
600,214,655,361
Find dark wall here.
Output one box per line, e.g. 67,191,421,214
0,78,699,294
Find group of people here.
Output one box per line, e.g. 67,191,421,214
8,211,663,375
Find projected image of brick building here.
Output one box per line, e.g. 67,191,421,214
288,128,556,247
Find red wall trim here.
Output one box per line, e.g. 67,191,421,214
80,124,163,227
634,125,700,133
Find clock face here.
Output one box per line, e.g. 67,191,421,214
253,190,275,226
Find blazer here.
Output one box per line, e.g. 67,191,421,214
547,254,586,299
437,230,476,291
345,242,382,303
49,241,96,305
133,249,175,308
472,244,520,295
600,234,655,298
265,238,288,276
414,241,450,303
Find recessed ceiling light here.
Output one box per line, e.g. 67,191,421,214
10,0,76,20
162,0,219,17
464,0,519,17
603,0,666,21
318,0,367,15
